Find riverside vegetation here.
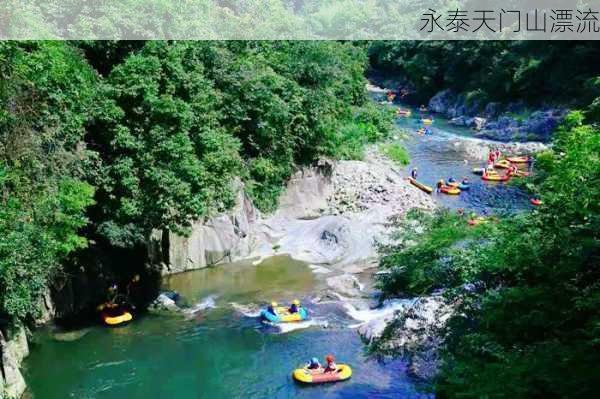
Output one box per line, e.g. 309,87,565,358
377,112,599,398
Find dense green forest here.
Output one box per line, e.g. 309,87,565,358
369,41,600,117
377,112,599,397
0,41,393,324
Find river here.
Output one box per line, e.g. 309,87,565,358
24,257,429,399
23,93,535,399
390,102,534,214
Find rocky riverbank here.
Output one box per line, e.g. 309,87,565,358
1,324,29,399
370,75,567,143
151,143,444,379
154,146,435,276
428,89,567,142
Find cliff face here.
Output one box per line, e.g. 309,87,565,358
148,182,261,275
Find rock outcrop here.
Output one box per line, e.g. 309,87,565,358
155,147,435,276
428,89,567,142
148,180,260,275
1,324,29,399
357,295,453,380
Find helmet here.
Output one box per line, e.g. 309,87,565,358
270,301,278,307
326,354,334,362
292,299,300,305
311,357,319,364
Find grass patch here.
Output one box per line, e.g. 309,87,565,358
379,143,410,166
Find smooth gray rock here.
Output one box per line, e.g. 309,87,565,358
1,324,29,399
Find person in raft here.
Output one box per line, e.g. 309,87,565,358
411,167,418,179
306,357,322,370
436,179,444,193
324,355,338,373
488,149,496,165
448,177,456,184
289,299,301,313
107,282,118,304
267,301,278,317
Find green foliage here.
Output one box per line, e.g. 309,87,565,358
0,40,391,321
90,42,243,246
369,41,600,115
377,113,600,398
379,142,410,166
378,209,491,296
0,42,97,321
325,103,395,161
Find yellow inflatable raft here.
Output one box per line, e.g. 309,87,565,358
440,185,460,195
494,159,511,169
482,172,509,182
99,303,133,326
421,118,433,125
261,306,308,323
507,156,530,163
293,365,352,384
408,177,433,194
396,109,411,117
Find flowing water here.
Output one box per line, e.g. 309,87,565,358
23,93,536,399
23,257,430,399
388,101,534,214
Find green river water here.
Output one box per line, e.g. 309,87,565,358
23,256,430,398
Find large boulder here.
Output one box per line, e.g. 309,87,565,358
524,109,567,141
470,116,487,131
356,296,453,381
428,90,456,114
326,274,365,298
148,292,181,313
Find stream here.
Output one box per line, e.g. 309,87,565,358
23,91,536,399
24,257,428,399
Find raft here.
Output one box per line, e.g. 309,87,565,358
507,156,530,163
408,177,433,194
482,173,509,182
440,185,460,195
494,159,511,169
510,169,530,177
448,181,470,190
100,304,133,326
421,118,433,125
260,306,308,323
530,198,542,206
396,109,411,117
293,364,352,384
